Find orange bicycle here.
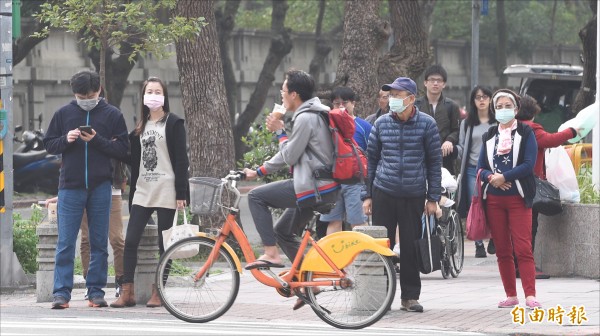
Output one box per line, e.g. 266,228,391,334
155,171,397,329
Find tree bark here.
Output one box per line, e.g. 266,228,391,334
308,0,339,87
175,0,235,177
232,0,293,161
334,0,389,119
572,0,597,115
377,0,430,92
215,0,242,127
496,0,508,88
89,42,138,109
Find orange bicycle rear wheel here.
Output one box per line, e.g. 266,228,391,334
303,250,396,329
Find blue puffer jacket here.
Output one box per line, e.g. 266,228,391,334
364,108,442,202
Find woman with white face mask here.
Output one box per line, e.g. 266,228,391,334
476,89,540,309
111,77,189,309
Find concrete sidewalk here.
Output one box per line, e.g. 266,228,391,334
1,243,598,335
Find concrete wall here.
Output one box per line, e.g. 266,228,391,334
535,203,600,279
12,29,582,131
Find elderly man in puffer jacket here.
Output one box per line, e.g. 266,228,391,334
362,77,442,313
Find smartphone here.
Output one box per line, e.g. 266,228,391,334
79,125,93,134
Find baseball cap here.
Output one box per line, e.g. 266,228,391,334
382,77,417,95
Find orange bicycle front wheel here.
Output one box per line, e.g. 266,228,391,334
156,236,240,323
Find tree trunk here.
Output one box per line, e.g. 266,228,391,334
308,0,335,87
99,39,108,102
496,0,508,88
215,0,242,127
175,0,235,177
334,0,389,119
232,0,293,161
377,0,430,92
89,43,138,109
572,0,597,115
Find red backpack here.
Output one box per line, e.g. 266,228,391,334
310,108,368,184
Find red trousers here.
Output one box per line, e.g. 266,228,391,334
486,194,536,297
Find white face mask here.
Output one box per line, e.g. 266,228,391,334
144,94,165,111
76,98,99,112
388,96,411,114
495,108,516,124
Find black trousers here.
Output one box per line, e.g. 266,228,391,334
122,205,176,283
372,187,425,300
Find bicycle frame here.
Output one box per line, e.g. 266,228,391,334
194,210,394,292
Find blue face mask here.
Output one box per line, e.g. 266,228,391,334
495,108,516,124
388,96,411,114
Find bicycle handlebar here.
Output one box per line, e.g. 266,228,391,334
224,170,246,181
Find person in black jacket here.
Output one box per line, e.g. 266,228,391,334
43,70,129,309
414,65,461,175
111,77,189,309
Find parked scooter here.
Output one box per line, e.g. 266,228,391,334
13,115,61,194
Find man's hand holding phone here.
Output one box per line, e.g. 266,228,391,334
78,125,96,142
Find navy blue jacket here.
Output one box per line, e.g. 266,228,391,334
365,108,442,202
477,122,537,207
43,99,129,190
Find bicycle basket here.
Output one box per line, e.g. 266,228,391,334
189,177,224,215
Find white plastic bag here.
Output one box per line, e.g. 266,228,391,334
545,146,580,203
558,101,598,143
441,167,458,193
162,209,199,259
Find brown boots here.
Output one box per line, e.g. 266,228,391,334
110,283,136,308
146,284,162,308
109,283,161,308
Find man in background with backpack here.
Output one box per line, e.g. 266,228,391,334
363,77,442,313
321,87,371,235
414,64,461,174
243,69,339,273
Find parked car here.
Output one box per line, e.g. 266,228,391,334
504,64,583,133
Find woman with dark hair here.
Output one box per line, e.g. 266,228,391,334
456,85,497,258
514,95,579,279
111,77,189,308
477,89,539,309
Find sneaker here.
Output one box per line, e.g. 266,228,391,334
51,296,69,309
394,264,400,274
400,299,424,312
84,288,89,300
475,244,487,258
88,296,108,308
498,297,519,308
526,298,542,309
487,239,496,255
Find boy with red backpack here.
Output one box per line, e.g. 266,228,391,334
320,87,371,235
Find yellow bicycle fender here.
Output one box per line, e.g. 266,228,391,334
196,232,243,273
300,231,395,273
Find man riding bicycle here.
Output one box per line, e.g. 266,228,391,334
243,69,339,271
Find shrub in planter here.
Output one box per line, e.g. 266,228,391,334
13,204,45,274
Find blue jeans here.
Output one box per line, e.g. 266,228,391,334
53,181,112,301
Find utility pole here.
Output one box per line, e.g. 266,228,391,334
0,0,27,289
594,3,599,191
470,0,481,89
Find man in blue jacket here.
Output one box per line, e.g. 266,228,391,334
362,77,442,313
43,70,129,309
